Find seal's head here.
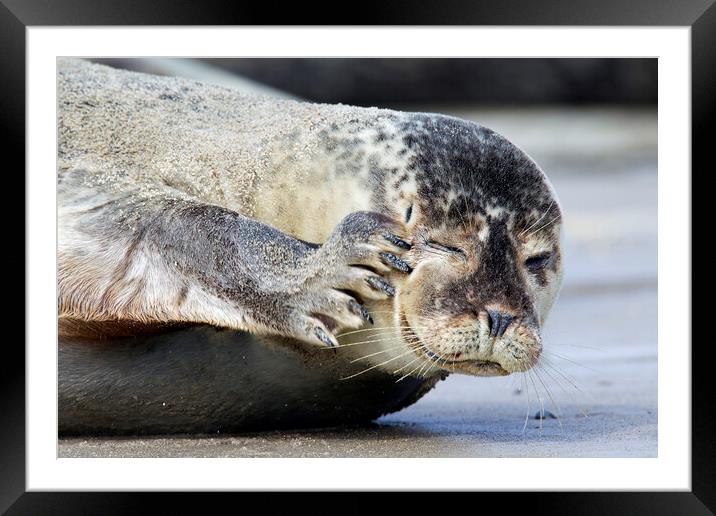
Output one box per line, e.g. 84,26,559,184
387,114,563,377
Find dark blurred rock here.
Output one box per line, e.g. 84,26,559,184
202,58,656,106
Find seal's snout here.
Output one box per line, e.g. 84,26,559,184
486,308,515,338
492,325,543,373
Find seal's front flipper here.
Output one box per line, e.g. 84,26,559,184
58,167,318,340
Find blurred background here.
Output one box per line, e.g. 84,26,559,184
68,58,657,457
93,57,657,104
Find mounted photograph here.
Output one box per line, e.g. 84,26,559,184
56,57,657,458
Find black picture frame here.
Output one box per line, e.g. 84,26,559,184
5,1,708,513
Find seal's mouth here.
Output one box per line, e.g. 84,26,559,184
398,310,509,377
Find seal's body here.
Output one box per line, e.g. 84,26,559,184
58,60,563,434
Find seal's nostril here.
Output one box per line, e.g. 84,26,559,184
497,314,514,337
487,310,500,337
487,309,515,338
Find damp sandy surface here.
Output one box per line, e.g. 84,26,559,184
58,105,657,458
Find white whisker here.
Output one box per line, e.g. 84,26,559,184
524,214,561,239
339,349,417,380
522,373,531,434
534,365,564,433
543,351,602,374
349,344,408,363
393,355,423,375
527,369,544,433
519,200,554,238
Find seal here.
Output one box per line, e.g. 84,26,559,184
57,59,564,434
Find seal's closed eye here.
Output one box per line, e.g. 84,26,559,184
525,252,552,272
427,241,465,255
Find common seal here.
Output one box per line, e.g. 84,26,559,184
57,59,563,434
